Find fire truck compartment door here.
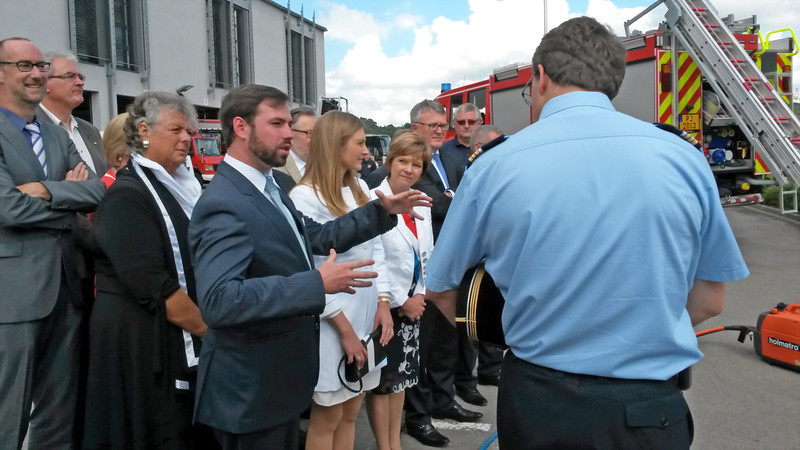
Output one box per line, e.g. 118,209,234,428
612,61,656,123
490,87,533,135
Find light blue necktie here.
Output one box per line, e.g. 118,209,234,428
431,151,449,190
24,122,47,176
265,176,309,266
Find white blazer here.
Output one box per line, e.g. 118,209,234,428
290,179,387,392
369,178,435,308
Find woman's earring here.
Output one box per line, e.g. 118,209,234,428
142,140,149,149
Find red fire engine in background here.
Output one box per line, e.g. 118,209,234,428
435,0,800,210
436,63,533,141
190,119,225,185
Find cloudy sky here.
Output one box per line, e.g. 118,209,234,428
289,0,799,125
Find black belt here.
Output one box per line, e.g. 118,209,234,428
510,352,691,390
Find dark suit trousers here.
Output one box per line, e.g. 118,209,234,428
0,271,82,450
497,351,693,450
404,303,458,425
454,335,504,392
212,417,299,450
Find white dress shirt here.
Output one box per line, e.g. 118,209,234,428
39,104,96,174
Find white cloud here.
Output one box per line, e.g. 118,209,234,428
317,4,385,45
322,0,799,125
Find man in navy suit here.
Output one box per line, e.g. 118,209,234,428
0,37,105,449
188,84,431,449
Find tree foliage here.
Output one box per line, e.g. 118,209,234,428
360,117,411,136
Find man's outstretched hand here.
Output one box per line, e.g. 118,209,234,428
375,189,433,220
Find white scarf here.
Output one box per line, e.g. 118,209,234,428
131,153,202,218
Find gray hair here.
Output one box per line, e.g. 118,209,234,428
470,124,504,151
454,103,481,119
124,91,198,155
290,106,316,123
532,16,625,99
41,50,79,65
410,99,446,123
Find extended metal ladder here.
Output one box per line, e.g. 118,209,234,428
664,0,800,191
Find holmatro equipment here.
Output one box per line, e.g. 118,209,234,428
696,303,800,372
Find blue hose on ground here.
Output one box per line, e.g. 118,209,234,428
480,431,498,449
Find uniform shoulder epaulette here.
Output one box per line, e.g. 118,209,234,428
466,134,508,169
653,122,702,151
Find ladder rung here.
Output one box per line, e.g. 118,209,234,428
773,117,789,121
743,77,759,81
762,96,774,101
704,24,719,28
790,138,800,144
730,59,744,63
717,41,731,45
691,8,707,12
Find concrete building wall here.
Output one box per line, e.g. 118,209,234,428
0,0,326,130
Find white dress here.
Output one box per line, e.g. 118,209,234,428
289,178,387,406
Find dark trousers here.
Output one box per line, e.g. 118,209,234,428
212,417,299,450
497,352,693,450
0,273,82,450
454,335,504,392
404,303,458,425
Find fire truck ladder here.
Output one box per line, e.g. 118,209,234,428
664,0,800,207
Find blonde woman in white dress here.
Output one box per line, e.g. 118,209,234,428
290,111,394,449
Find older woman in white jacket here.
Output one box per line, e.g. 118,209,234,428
365,133,434,450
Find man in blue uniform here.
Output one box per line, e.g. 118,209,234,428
425,17,749,449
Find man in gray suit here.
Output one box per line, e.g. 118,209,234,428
0,38,105,449
189,84,431,448
37,50,108,177
275,106,315,184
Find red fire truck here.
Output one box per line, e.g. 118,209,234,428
435,0,800,209
435,63,533,141
190,119,225,185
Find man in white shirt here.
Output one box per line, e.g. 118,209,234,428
275,106,315,184
38,51,108,176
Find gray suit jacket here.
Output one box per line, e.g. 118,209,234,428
0,112,105,323
274,150,303,183
36,106,109,176
188,160,397,433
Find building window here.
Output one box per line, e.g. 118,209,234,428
71,0,144,71
210,0,252,88
286,15,317,105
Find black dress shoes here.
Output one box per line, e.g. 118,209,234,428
432,402,484,422
478,373,500,386
406,422,450,447
457,387,488,406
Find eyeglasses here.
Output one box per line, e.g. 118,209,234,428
455,118,478,126
521,76,534,106
292,129,312,138
50,72,86,82
414,121,448,132
0,60,51,72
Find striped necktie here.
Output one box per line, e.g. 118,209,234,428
431,151,450,190
265,176,309,266
24,122,47,176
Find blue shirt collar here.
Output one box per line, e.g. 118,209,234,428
0,105,40,132
539,91,615,121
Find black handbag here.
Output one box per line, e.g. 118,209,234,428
338,325,387,393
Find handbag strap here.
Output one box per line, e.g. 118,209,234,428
338,355,364,394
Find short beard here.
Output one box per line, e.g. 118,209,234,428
248,132,288,168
